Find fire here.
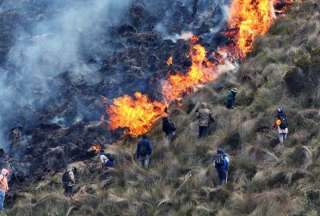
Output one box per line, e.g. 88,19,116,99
228,0,276,57
162,43,217,102
106,0,292,136
107,92,166,136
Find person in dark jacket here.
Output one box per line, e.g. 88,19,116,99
162,116,176,142
136,135,152,168
225,88,238,109
214,149,230,185
196,102,215,138
273,106,288,143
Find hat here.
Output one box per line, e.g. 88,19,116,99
1,168,9,176
200,102,207,108
231,88,238,93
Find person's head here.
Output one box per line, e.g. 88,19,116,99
142,135,148,139
200,102,207,109
231,88,238,94
1,168,9,177
100,149,105,154
217,148,225,154
277,106,284,113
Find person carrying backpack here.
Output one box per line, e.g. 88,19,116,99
196,102,215,138
136,135,152,168
0,168,9,211
225,88,238,109
62,167,76,197
273,106,288,143
99,150,114,168
162,116,176,142
214,149,230,185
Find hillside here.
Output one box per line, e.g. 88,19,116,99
5,0,320,215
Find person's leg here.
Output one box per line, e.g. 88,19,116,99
144,155,150,168
198,126,203,138
0,191,4,211
278,133,284,143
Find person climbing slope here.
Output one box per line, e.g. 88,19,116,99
62,167,76,197
196,102,215,138
214,149,230,185
136,135,152,168
162,115,176,142
225,88,238,109
0,168,9,212
99,149,115,168
273,106,288,143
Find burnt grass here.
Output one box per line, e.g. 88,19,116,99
2,0,320,215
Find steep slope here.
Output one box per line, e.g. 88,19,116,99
6,0,320,215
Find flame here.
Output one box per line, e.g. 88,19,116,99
107,92,166,136
162,43,218,102
228,0,276,57
106,0,292,136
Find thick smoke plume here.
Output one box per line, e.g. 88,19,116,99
0,0,131,149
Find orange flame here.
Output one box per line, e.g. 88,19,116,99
107,92,166,136
162,43,218,102
228,0,276,57
106,0,292,136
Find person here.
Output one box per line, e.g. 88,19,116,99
136,135,152,168
162,116,176,142
62,167,76,197
86,144,101,158
99,150,114,168
273,106,288,143
0,169,9,211
196,102,215,138
214,149,230,185
225,88,238,109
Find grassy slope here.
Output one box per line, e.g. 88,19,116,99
7,0,320,215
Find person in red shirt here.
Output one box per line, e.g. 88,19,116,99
0,168,9,211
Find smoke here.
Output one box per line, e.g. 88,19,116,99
0,0,131,149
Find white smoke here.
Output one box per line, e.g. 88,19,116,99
0,0,131,149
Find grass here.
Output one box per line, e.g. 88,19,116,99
5,0,320,215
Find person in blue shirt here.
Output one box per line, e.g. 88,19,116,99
214,149,230,185
136,135,152,168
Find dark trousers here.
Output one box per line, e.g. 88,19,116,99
198,126,209,138
226,99,235,109
217,169,228,185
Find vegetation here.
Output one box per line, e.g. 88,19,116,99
6,0,320,215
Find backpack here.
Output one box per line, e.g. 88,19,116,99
139,141,149,156
215,154,225,166
279,116,288,129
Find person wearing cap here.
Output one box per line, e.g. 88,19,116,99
196,102,215,138
99,149,114,168
213,149,230,185
136,135,152,168
62,167,76,197
225,88,238,109
0,168,9,211
273,106,289,143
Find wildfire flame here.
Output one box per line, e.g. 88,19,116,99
107,92,166,136
227,0,275,57
162,43,217,102
106,0,293,137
